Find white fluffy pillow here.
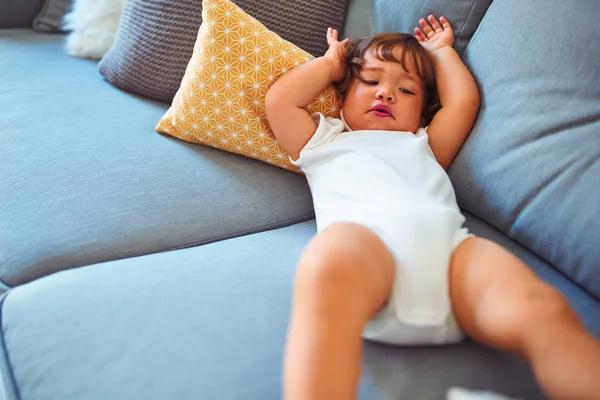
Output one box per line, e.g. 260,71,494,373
63,0,126,59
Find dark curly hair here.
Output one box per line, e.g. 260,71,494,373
332,33,440,127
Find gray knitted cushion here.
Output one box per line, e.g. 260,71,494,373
98,0,349,103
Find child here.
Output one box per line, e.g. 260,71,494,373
265,15,600,400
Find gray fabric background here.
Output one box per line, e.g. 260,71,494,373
33,0,72,32
0,0,46,28
448,0,600,299
98,0,349,103
372,0,493,56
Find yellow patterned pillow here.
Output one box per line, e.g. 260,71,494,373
156,0,340,173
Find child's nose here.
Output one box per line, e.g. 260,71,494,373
376,87,394,101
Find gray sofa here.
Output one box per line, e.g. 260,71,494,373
1,0,598,399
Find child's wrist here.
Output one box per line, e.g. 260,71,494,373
429,45,456,58
322,56,336,81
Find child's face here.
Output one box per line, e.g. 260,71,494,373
341,51,424,133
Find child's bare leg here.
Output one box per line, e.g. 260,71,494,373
284,223,395,400
449,237,600,400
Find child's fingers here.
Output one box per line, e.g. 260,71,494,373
440,16,452,31
327,28,341,46
419,18,435,38
414,28,425,42
427,14,444,33
327,27,334,45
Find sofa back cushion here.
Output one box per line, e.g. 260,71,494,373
448,0,600,298
372,0,492,56
98,0,349,103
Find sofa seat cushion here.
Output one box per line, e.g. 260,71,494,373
0,29,313,288
1,214,598,400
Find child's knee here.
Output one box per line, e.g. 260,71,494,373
294,233,394,318
520,285,573,327
295,243,366,295
475,283,572,348
296,224,393,294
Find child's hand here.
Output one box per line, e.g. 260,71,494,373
324,27,351,82
414,15,454,54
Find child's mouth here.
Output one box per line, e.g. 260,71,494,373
369,104,394,118
370,110,393,118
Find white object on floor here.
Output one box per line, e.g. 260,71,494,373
447,387,521,400
63,0,126,59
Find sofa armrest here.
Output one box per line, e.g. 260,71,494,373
0,0,46,29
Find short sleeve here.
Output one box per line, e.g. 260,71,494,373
415,126,428,138
290,113,345,167
415,126,437,159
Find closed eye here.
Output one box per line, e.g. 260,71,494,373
361,78,415,95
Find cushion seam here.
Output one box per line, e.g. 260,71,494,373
456,0,478,37
165,213,315,252
2,214,316,287
0,292,21,400
0,279,11,292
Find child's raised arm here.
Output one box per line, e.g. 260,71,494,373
265,29,350,161
415,15,480,170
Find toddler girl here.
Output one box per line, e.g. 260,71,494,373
265,15,600,400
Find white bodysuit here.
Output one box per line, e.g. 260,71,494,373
291,112,472,345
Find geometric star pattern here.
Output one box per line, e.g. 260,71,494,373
156,0,341,173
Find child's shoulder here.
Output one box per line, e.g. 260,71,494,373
309,112,346,141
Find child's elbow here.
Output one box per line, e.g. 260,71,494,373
265,89,280,123
471,90,481,111
462,92,480,116
265,88,277,111
468,84,481,110
265,86,287,116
